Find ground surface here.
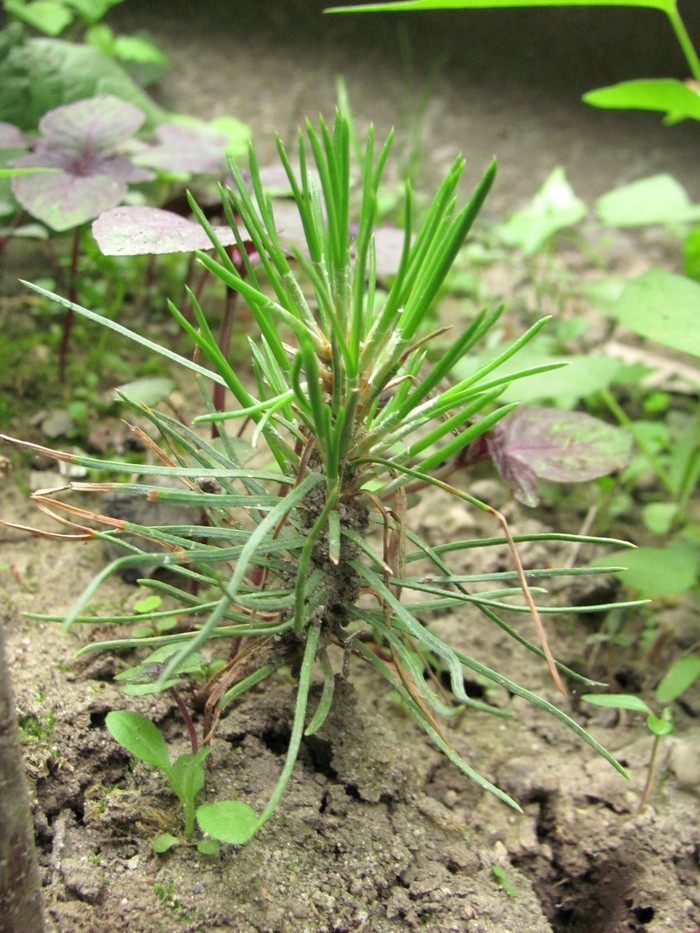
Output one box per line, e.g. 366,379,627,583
2,3,700,932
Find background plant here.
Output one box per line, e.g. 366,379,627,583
3,111,642,846
584,652,700,809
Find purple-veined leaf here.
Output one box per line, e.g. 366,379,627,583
133,122,231,175
14,173,125,232
92,205,240,255
11,95,153,231
92,198,312,258
488,406,632,506
0,122,28,150
37,94,146,154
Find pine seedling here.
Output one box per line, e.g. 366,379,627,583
4,112,639,844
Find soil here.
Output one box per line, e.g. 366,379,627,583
2,3,700,932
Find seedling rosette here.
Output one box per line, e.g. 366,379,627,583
2,112,640,845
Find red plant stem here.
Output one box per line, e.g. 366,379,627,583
58,226,82,383
169,687,198,755
211,247,247,438
0,208,27,253
180,262,210,331
211,286,238,438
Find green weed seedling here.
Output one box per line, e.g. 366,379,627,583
584,652,700,810
106,709,257,853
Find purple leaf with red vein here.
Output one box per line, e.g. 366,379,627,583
11,95,153,231
487,406,633,507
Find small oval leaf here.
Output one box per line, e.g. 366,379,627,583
196,800,258,846
106,710,171,771
153,832,179,854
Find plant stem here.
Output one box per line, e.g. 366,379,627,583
58,226,82,383
211,288,238,437
667,4,700,82
637,732,662,812
599,388,675,495
169,687,198,754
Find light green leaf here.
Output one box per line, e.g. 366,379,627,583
595,545,700,596
498,168,586,255
646,712,674,735
153,832,179,853
134,594,162,613
641,502,676,535
656,655,700,703
607,269,700,358
453,348,622,404
114,377,175,406
196,838,220,855
582,693,653,715
5,0,73,35
584,79,700,124
596,175,700,227
113,34,168,66
196,800,259,846
105,710,171,771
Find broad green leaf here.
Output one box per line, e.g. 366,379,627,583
453,348,622,404
196,800,259,846
5,0,73,35
584,79,700,124
497,167,586,255
596,175,700,227
0,35,169,130
656,655,700,703
582,693,653,715
642,502,676,535
595,544,700,596
105,710,171,771
607,269,700,358
153,832,179,853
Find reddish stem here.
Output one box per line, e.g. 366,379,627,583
169,687,198,755
58,226,81,383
